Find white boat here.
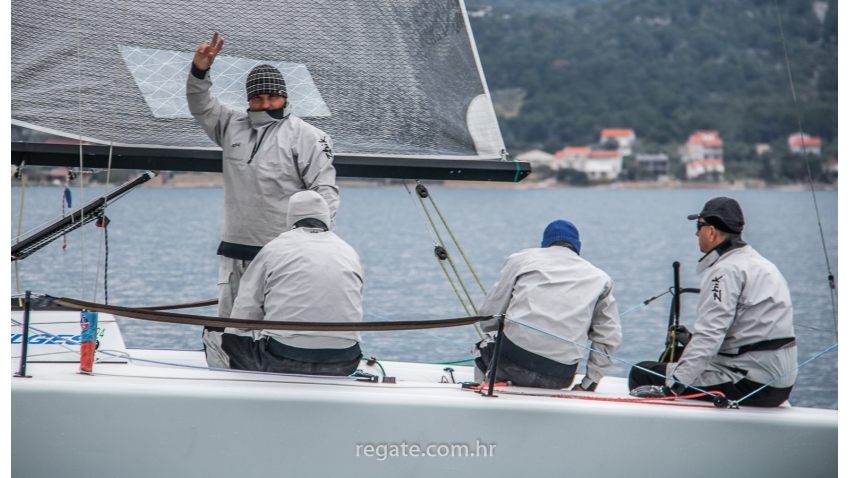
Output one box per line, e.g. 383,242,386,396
11,305,838,477
10,0,838,476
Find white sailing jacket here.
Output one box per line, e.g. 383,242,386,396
228,227,364,349
669,244,798,388
186,70,340,248
479,247,622,387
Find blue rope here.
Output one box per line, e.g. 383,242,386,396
618,289,672,318
618,303,646,317
734,343,838,406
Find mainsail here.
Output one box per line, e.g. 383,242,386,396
11,0,529,181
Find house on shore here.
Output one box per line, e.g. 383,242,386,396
787,133,822,155
599,128,635,156
584,149,623,181
686,158,725,180
554,146,591,171
635,153,669,181
682,130,723,162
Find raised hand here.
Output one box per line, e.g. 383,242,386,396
193,31,225,71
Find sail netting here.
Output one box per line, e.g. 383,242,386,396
11,0,505,160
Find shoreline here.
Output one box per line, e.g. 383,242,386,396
12,177,838,191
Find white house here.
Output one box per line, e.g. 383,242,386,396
599,129,636,156
686,158,725,180
554,146,591,170
683,130,723,162
584,149,623,181
787,133,822,155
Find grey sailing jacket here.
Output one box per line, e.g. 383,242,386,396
479,247,622,388
228,227,364,349
668,244,797,388
186,70,339,248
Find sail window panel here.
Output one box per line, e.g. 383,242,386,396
121,46,331,119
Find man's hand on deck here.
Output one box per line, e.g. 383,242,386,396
193,31,225,70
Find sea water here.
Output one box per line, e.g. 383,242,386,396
10,185,838,409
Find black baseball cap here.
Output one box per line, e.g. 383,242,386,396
687,197,745,234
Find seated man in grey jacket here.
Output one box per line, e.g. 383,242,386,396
203,191,364,376
476,220,622,390
630,197,797,407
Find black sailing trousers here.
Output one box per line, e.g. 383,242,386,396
629,361,793,407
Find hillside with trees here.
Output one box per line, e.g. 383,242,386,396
468,0,837,181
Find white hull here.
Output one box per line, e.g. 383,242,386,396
11,311,838,477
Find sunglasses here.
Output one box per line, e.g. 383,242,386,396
696,221,710,231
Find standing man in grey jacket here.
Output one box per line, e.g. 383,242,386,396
630,197,797,407
203,191,363,375
475,220,622,390
187,32,340,321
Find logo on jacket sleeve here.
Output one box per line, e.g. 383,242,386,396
319,136,333,160
711,275,724,301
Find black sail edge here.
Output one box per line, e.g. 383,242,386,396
11,142,531,182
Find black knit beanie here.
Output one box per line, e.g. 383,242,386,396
246,64,287,100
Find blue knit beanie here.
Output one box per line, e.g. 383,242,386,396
541,220,581,254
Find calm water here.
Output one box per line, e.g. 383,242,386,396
10,185,838,409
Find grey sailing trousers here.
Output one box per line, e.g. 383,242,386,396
217,256,252,318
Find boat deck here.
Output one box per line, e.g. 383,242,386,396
11,312,838,477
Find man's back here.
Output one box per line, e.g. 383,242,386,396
231,228,364,348
481,246,619,366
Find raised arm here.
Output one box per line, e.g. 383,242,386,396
185,31,234,146
193,31,224,71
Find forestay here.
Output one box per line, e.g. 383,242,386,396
11,0,524,180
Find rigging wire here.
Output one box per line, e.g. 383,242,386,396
415,187,480,315
423,190,488,295
772,0,837,341
403,181,483,339
735,343,838,406
403,180,439,247
14,163,27,307
92,0,122,305
75,0,86,300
